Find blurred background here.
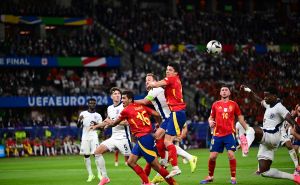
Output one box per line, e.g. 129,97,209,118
0,0,299,157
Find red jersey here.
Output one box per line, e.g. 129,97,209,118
210,100,242,137
119,103,154,138
164,75,186,111
6,138,16,147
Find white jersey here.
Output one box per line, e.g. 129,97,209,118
79,110,102,140
107,102,130,140
145,87,171,120
261,100,289,131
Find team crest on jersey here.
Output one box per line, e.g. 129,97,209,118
224,108,228,112
229,105,233,112
116,110,120,115
270,113,275,119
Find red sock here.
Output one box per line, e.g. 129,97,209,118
114,151,119,162
156,138,166,158
167,144,177,166
144,163,152,176
208,159,216,177
158,166,176,185
132,165,150,183
229,159,236,178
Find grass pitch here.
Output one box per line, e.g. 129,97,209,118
0,148,295,185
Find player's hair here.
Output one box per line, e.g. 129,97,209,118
168,62,181,75
146,73,158,81
122,90,134,102
110,87,122,95
87,98,96,103
264,86,277,96
220,84,231,91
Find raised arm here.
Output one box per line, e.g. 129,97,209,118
240,85,263,104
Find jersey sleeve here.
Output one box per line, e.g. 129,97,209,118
234,102,242,116
78,112,83,121
210,103,216,118
277,103,289,119
164,76,173,85
143,105,156,115
118,108,128,121
96,113,102,123
145,88,160,101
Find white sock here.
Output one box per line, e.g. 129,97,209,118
175,145,192,161
84,157,93,176
261,168,293,180
289,149,299,167
246,127,255,148
95,158,103,180
95,154,108,178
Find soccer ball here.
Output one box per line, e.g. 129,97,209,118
206,40,222,54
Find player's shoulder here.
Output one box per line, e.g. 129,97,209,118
80,110,88,115
150,87,164,95
228,100,239,106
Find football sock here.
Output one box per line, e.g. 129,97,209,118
95,154,108,178
84,157,93,176
288,149,299,167
208,159,216,177
261,168,293,180
229,159,236,178
167,144,178,166
158,166,175,185
175,145,192,161
132,165,150,183
156,140,166,159
144,163,152,176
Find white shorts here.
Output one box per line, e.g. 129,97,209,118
257,131,281,161
80,138,99,155
100,137,131,156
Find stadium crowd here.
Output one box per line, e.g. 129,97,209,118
0,1,299,154
96,4,299,49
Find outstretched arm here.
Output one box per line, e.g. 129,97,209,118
134,98,151,105
240,85,263,104
147,80,167,89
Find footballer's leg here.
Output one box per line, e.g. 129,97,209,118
175,145,198,173
84,155,95,182
127,153,150,184
151,157,177,185
94,143,111,185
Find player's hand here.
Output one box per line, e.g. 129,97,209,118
89,125,97,131
104,118,113,125
240,85,251,92
147,82,155,89
208,120,215,128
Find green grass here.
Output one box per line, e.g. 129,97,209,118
0,148,295,185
